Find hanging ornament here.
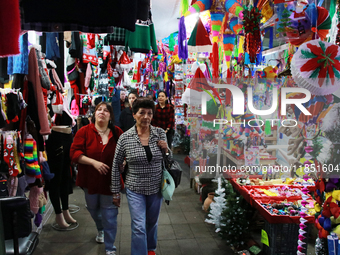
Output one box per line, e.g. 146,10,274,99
336,0,340,46
243,5,262,63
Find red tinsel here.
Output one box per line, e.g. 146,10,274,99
243,6,262,63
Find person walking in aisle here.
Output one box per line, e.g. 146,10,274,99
70,102,123,255
119,91,138,132
152,91,175,148
111,98,170,255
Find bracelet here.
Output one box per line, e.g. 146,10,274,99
113,194,120,199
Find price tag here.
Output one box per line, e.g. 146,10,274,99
261,229,269,247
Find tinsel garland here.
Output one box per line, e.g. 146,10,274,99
336,0,340,46
243,5,262,63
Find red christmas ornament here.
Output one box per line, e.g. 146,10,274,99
243,5,262,63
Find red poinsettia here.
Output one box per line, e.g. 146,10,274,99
300,41,340,87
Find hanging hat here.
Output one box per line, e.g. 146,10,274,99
188,18,212,53
118,51,133,70
51,90,64,115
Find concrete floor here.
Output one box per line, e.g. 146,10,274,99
33,154,235,255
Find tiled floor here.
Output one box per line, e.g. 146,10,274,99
33,154,235,255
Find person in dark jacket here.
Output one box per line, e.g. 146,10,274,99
119,91,138,132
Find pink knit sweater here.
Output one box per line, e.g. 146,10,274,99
28,48,51,135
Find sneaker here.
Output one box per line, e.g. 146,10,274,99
106,251,116,255
148,251,156,255
95,231,104,244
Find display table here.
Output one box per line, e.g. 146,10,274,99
229,179,315,224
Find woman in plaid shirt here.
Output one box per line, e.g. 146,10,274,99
111,98,169,255
152,91,175,148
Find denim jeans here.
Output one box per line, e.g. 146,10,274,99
126,188,163,255
84,188,118,252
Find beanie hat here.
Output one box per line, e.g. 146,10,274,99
118,51,133,70
51,90,64,115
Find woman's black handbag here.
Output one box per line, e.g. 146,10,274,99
163,153,182,188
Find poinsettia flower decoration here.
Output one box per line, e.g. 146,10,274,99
300,40,340,87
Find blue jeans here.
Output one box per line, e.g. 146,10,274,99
84,188,118,252
126,188,163,255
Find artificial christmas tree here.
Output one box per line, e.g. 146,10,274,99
218,180,250,249
277,7,293,37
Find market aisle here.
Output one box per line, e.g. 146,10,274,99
33,154,234,255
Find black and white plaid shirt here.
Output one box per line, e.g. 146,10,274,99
111,125,169,195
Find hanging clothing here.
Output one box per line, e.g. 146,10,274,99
45,32,60,61
21,0,138,32
27,48,51,135
0,0,20,57
0,58,9,84
69,32,83,59
104,27,126,46
125,15,158,54
7,33,29,75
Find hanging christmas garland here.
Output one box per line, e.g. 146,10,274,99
243,5,262,63
336,0,340,46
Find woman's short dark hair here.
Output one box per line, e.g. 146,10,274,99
132,98,155,115
157,90,169,104
91,102,115,130
157,91,167,98
128,91,138,98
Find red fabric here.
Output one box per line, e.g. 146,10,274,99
152,103,175,130
120,99,125,111
87,34,96,49
195,18,211,46
70,79,80,107
4,136,18,177
70,124,123,195
78,72,86,94
212,42,219,78
137,61,142,83
0,0,20,57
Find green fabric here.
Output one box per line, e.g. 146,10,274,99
180,0,189,15
330,0,336,22
125,22,158,54
318,15,332,30
188,22,198,46
234,36,238,57
265,120,272,135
